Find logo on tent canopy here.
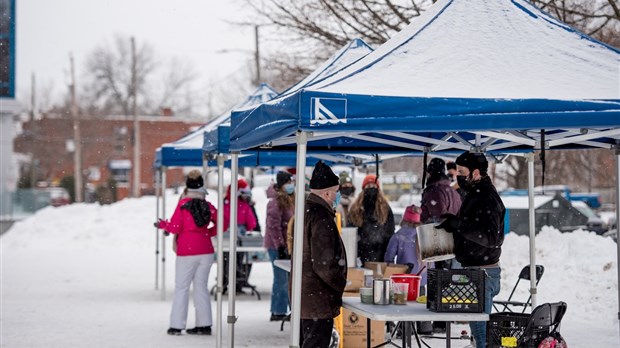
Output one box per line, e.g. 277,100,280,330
310,97,347,125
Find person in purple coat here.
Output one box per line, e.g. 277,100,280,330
264,171,295,321
384,204,426,285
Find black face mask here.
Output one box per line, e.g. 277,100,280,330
457,174,474,191
363,188,378,214
340,186,355,197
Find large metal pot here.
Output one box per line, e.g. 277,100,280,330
417,223,455,262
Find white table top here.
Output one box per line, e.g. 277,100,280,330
342,297,489,322
274,259,291,272
215,246,266,253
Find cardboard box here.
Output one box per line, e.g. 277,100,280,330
342,292,385,348
363,262,387,277
364,262,409,278
344,268,365,292
385,264,409,278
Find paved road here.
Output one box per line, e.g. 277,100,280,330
0,220,15,236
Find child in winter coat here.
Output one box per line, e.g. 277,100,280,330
384,204,426,285
157,170,218,336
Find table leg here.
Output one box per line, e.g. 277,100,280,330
367,317,371,348
446,321,451,348
403,321,411,348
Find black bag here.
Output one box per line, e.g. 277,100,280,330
181,199,211,227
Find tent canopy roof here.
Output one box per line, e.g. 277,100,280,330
230,0,620,154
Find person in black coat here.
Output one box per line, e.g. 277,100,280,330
348,174,395,266
298,161,347,348
438,151,505,348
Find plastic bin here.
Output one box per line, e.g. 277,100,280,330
427,269,485,313
390,274,421,301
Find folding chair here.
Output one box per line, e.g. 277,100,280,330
493,265,544,313
487,301,567,348
521,301,567,347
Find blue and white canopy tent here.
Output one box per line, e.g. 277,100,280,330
154,83,279,168
202,39,381,347
151,83,278,308
229,0,620,345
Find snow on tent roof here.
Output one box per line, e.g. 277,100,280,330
312,0,618,99
229,0,619,153
155,83,278,167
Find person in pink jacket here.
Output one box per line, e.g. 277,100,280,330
223,178,257,234
157,170,217,336
222,178,258,294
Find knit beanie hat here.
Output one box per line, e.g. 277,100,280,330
186,170,204,189
427,158,446,176
339,172,353,186
276,171,293,189
403,205,421,224
455,151,488,174
362,174,379,189
310,161,339,189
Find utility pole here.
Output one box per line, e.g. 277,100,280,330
29,73,36,188
254,25,260,86
70,54,83,202
131,36,141,198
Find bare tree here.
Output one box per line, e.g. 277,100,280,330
82,35,198,117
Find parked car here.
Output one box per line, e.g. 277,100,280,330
570,201,607,234
45,187,71,207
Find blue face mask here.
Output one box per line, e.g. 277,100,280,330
283,183,295,195
333,191,341,208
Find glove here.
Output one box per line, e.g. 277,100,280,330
154,219,165,229
436,213,459,233
277,246,290,260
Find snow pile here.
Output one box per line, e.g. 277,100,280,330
2,193,619,347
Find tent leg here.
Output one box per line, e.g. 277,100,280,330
161,167,167,301
216,154,225,348
155,168,161,290
290,131,308,348
526,153,537,308
228,153,239,348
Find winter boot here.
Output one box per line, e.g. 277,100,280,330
186,326,212,335
167,328,182,336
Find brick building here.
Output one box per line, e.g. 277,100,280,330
14,115,204,200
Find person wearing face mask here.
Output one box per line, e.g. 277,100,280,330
437,151,505,348
446,161,467,199
336,172,356,227
222,179,258,295
420,158,462,224
348,174,395,266
299,160,347,348
264,170,295,321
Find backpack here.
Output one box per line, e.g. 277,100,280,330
537,331,567,348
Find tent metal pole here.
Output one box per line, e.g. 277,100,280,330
526,153,537,308
161,167,167,301
216,154,225,348
155,168,161,290
290,131,308,348
615,148,620,329
228,153,239,348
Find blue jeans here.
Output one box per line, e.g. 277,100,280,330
470,267,501,347
268,249,290,315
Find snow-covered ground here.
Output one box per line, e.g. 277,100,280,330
1,190,619,347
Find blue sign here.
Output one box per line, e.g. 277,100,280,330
0,0,15,98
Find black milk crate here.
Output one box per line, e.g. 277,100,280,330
487,312,549,348
426,269,485,313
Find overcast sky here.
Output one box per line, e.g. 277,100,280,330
16,0,257,113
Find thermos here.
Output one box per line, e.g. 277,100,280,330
373,279,391,305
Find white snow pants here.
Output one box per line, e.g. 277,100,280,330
170,253,214,329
